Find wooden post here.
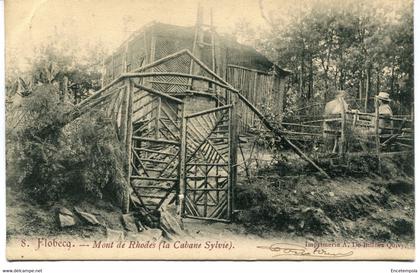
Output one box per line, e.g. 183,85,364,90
120,84,130,143
210,8,216,73
124,79,134,213
252,72,258,124
339,97,346,157
178,103,187,218
155,97,161,139
374,96,381,173
364,68,369,112
229,101,238,220
188,4,203,89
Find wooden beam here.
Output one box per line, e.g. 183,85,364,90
133,49,189,73
126,72,235,92
185,104,232,119
132,136,180,146
155,97,161,139
118,85,129,143
133,83,183,104
124,79,134,213
235,92,331,178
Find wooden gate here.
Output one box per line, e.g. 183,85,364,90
181,104,234,221
129,85,183,211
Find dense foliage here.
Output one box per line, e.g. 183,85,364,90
7,84,127,203
238,0,413,116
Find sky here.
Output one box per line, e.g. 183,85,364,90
5,0,280,71
5,0,409,72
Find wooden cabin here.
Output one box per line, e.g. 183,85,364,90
98,21,294,220
102,22,291,130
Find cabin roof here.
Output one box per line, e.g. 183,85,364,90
108,21,291,76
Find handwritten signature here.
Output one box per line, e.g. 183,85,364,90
257,243,353,258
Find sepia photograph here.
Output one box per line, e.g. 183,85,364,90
3,0,415,262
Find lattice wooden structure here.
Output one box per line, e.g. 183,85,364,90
67,44,331,222
102,21,291,133
60,13,356,223
72,51,237,221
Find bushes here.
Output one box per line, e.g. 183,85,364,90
8,84,127,204
60,110,128,201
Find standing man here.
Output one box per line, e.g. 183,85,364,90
323,90,349,153
376,92,393,135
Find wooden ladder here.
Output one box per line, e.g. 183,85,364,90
188,5,217,85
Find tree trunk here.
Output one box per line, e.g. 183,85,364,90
364,68,370,112
308,54,313,99
390,65,395,94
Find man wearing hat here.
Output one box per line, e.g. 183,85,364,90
376,91,393,134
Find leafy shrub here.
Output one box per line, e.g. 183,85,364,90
8,84,127,204
60,110,128,201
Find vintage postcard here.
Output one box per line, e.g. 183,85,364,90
5,0,414,260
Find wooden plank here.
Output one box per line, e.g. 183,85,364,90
131,176,178,181
131,147,151,177
125,72,236,93
185,104,232,119
133,106,155,122
184,214,230,223
229,103,237,219
204,164,208,217
139,194,166,199
134,185,172,190
132,136,180,145
147,80,190,86
187,120,208,140
133,117,154,134
160,107,180,129
119,84,130,144
158,150,180,178
131,161,144,177
156,183,178,209
178,103,187,217
281,122,321,129
186,162,228,166
159,120,178,140
139,158,168,164
164,101,179,118
133,92,151,105
209,197,228,218
124,79,134,213
133,97,157,115
136,147,177,156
